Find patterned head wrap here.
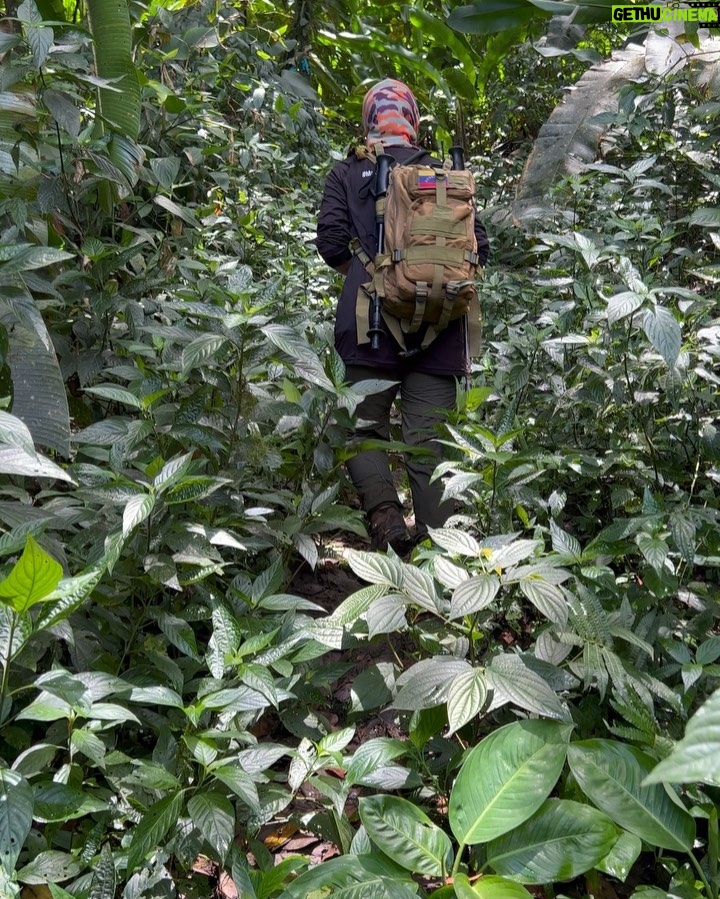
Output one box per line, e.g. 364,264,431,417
362,78,420,149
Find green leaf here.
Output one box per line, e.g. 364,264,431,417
87,0,141,139
486,654,570,720
449,720,572,846
446,668,488,735
276,853,418,899
19,0,54,68
345,550,402,588
181,334,228,375
127,791,185,874
644,687,720,786
345,738,407,785
211,766,260,812
596,831,643,881
0,769,33,874
448,0,538,35
0,411,34,453
16,850,84,885
84,385,144,409
567,740,695,851
689,207,720,227
359,795,453,877
88,843,115,899
486,799,619,884
394,657,472,710
454,874,533,899
449,574,500,619
32,783,108,823
0,446,73,482
642,306,681,368
429,527,481,556
187,793,235,864
43,89,81,140
518,577,568,627
122,494,155,538
0,535,62,613
606,291,645,324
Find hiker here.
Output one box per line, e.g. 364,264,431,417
316,78,490,552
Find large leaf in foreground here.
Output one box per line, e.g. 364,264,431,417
276,853,418,899
449,719,572,846
486,799,619,884
126,791,185,874
0,769,33,873
359,795,453,877
568,740,695,851
644,687,720,786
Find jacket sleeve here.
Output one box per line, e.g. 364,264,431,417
317,164,353,270
474,216,490,267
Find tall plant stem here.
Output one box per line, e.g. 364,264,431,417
451,841,467,879
689,849,714,899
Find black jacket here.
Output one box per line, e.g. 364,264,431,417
316,146,490,376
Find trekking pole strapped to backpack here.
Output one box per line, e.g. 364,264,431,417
449,146,472,389
368,153,392,350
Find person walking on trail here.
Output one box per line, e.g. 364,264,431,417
316,78,490,553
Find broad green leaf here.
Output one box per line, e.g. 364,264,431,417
402,565,441,612
689,207,720,227
518,577,568,627
0,769,33,873
636,534,667,571
367,594,407,638
642,306,681,368
596,831,643,881
669,513,696,564
32,783,108,822
606,291,645,324
70,728,106,766
43,89,81,139
0,447,73,482
122,494,155,538
394,657,472,710
345,550,402,588
88,842,115,899
16,850,84,885
187,793,235,863
211,766,260,812
568,740,695,851
429,527,481,556
448,0,538,35
486,799,619,884
454,874,533,899
127,791,185,874
276,853,418,899
83,385,144,409
359,795,453,877
449,720,572,846
644,687,720,786
0,535,62,613
181,334,228,375
0,411,34,453
345,738,407,785
449,574,500,619
486,654,570,720
446,668,488,735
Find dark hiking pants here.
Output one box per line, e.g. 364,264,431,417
344,365,457,536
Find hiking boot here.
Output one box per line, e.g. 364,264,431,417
368,503,410,553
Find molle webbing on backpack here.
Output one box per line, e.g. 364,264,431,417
351,150,480,353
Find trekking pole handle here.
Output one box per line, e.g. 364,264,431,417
369,153,393,351
449,146,465,171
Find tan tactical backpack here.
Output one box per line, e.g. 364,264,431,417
352,145,481,352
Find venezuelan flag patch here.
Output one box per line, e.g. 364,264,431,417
417,173,436,190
